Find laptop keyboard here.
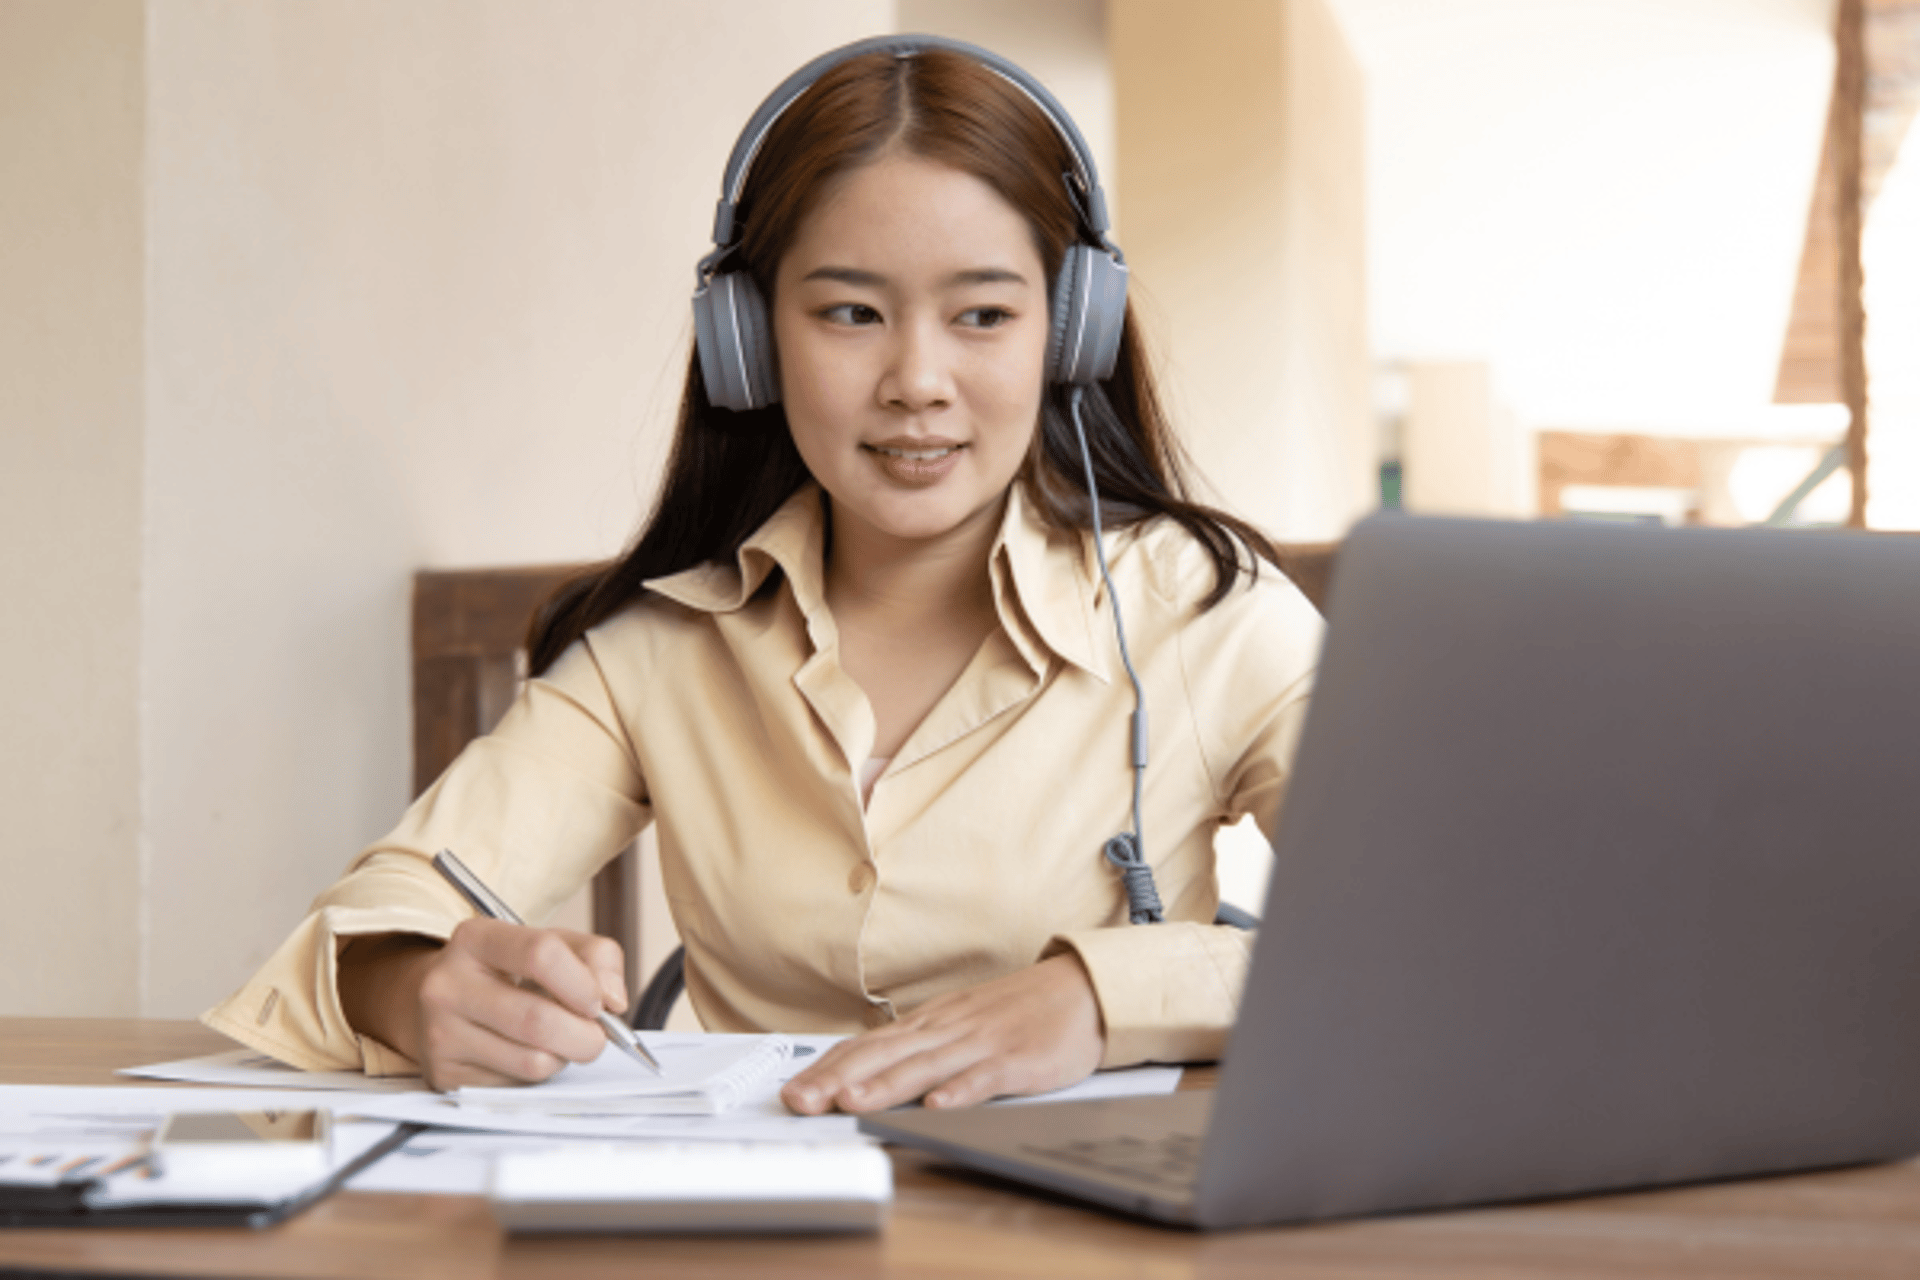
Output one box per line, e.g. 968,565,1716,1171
1021,1132,1204,1189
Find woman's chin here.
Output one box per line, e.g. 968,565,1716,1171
834,488,1009,550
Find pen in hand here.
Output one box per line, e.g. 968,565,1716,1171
431,848,662,1075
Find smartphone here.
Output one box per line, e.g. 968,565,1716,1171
151,1109,333,1181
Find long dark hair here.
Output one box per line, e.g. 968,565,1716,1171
528,47,1285,676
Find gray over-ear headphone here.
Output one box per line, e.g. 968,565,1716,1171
691,33,1129,413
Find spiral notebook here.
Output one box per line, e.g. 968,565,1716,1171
453,1034,795,1117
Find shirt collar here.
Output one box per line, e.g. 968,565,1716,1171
642,484,829,618
991,484,1109,682
642,481,1109,682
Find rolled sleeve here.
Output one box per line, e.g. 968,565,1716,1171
201,635,649,1072
199,893,455,1072
1046,922,1254,1068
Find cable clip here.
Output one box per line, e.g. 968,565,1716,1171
1104,834,1164,925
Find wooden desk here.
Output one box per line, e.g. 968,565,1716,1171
9,1018,1920,1278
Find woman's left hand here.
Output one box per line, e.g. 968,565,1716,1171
780,952,1106,1114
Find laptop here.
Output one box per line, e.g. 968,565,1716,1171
859,513,1920,1229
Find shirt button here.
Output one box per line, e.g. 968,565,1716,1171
847,863,877,894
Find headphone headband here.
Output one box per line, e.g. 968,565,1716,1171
706,34,1116,261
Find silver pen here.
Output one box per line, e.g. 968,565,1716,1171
431,848,662,1074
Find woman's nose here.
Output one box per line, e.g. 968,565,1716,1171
880,317,955,411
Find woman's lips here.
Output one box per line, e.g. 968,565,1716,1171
863,441,964,487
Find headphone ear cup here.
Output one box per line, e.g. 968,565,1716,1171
1048,244,1130,386
693,270,780,411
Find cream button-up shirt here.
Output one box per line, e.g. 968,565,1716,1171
203,484,1323,1074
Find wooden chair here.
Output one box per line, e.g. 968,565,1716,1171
412,542,1341,1027
410,563,637,984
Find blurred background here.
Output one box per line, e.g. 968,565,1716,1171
3,0,1914,1020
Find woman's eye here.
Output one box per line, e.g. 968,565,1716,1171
958,307,1013,330
821,303,882,326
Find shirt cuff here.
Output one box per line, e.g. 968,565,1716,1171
1046,922,1252,1069
200,903,455,1074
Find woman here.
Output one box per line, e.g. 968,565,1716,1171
204,36,1323,1114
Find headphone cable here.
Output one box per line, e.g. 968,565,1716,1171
1069,386,1164,925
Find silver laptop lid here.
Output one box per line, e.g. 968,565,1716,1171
1197,514,1920,1227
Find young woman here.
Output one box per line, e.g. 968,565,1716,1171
204,36,1323,1114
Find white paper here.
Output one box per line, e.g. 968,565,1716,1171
346,1130,572,1196
346,1130,734,1196
998,1064,1184,1104
453,1033,792,1113
122,1032,814,1094
121,1048,428,1093
348,1080,864,1143
0,1084,387,1130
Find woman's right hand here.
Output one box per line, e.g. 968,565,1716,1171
338,919,629,1091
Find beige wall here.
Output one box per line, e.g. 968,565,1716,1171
1110,0,1375,542
0,1,146,1015
1403,362,1534,518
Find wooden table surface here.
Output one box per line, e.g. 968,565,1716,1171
8,1017,1920,1278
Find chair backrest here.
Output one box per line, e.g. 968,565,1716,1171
411,563,637,994
1275,543,1337,613
412,564,590,793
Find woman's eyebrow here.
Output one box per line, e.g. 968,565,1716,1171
802,265,886,286
797,266,1030,287
948,267,1028,287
